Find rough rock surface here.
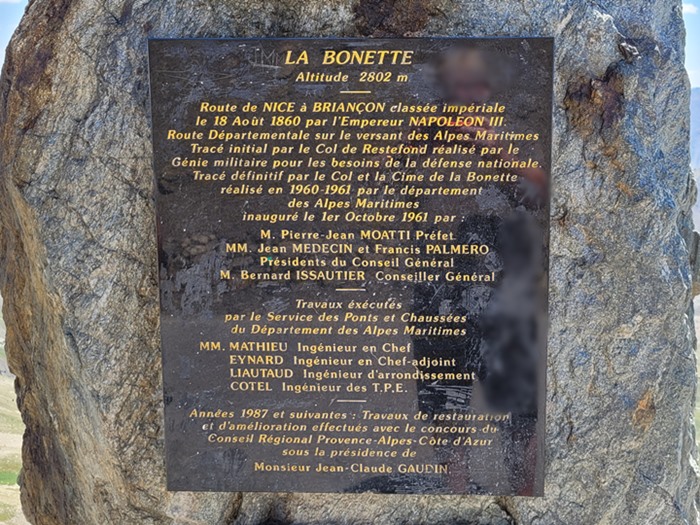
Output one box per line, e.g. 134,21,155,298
0,0,697,524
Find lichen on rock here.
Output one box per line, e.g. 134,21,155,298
0,0,697,524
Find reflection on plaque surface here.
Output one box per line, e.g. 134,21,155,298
149,37,552,495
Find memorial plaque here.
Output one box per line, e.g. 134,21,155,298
149,38,552,495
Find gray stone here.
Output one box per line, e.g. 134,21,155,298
0,0,697,524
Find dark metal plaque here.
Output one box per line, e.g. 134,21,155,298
149,37,552,495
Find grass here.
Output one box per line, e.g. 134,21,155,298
0,374,22,492
0,376,22,436
0,457,20,487
0,350,25,524
0,503,14,523
0,473,17,487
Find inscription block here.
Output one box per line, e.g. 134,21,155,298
148,37,553,495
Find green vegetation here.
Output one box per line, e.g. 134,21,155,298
0,503,14,523
0,377,21,435
0,346,26,524
0,456,20,487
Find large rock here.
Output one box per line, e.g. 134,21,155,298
0,0,697,523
